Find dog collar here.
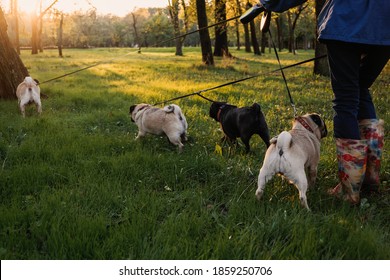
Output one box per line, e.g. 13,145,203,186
216,105,226,122
296,116,314,133
134,105,150,122
138,105,150,112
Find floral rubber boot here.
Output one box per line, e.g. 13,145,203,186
359,119,384,194
328,138,368,205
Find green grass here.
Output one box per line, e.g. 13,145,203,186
0,47,389,259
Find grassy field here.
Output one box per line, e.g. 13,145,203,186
0,47,389,259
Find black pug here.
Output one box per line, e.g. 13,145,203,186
209,102,270,152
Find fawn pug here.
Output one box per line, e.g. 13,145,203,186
16,76,42,117
129,103,188,152
256,113,328,210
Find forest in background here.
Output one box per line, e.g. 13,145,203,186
0,0,328,100
1,0,316,52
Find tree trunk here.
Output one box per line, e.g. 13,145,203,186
31,15,39,54
288,5,306,55
11,0,20,54
260,29,267,53
0,7,29,99
244,23,251,52
275,16,283,51
249,19,260,55
244,2,252,53
314,0,329,76
57,13,63,57
213,0,231,57
131,12,140,49
180,0,189,45
38,16,43,52
287,11,293,53
168,0,183,56
235,18,240,50
196,0,214,65
235,0,241,50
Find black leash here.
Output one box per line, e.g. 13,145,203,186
37,50,139,85
38,62,101,85
152,55,327,106
268,29,297,115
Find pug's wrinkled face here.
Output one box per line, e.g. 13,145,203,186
129,105,137,122
209,102,228,121
308,113,328,139
129,104,150,123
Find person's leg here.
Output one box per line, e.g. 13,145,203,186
326,41,367,204
358,45,390,120
326,40,362,139
358,45,390,193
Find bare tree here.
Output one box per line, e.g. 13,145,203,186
196,0,214,65
0,6,28,99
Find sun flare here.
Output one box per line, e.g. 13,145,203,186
9,0,38,15
8,0,169,17
14,0,83,15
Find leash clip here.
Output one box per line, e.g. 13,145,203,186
291,103,297,117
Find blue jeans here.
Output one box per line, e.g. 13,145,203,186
325,40,390,139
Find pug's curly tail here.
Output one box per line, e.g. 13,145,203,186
163,105,175,113
276,131,292,157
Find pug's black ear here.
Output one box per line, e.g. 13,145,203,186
129,105,136,114
251,103,261,112
33,79,40,85
309,114,322,127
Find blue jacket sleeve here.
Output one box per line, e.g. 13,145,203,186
260,0,308,13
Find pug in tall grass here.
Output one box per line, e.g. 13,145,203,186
255,113,328,210
16,76,42,117
129,103,188,152
209,101,270,153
